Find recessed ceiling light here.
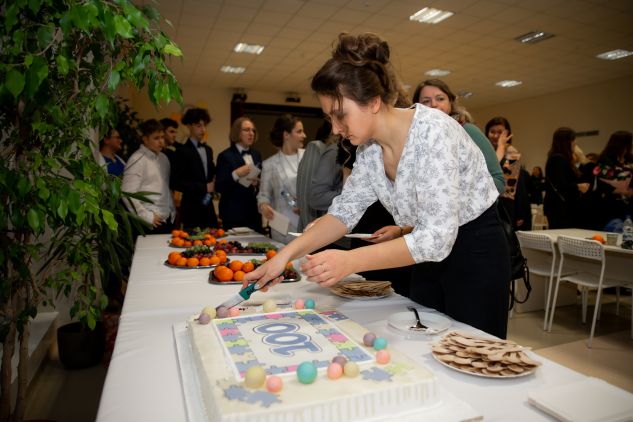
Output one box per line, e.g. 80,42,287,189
425,69,451,77
515,31,555,44
457,91,473,98
410,7,454,24
495,80,522,88
234,43,265,55
596,49,633,60
220,66,246,74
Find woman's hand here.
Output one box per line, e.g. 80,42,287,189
365,225,401,243
300,251,354,288
259,203,275,220
242,255,286,292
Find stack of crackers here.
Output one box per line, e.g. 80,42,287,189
431,331,541,377
329,280,393,298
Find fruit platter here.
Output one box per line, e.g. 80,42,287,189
209,259,300,284
168,228,226,248
164,245,230,269
213,240,278,255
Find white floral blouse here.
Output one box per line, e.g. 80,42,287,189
328,104,498,263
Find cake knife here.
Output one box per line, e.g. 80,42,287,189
216,279,274,310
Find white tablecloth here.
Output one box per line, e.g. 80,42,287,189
96,233,625,421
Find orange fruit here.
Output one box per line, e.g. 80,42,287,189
203,239,212,246
233,270,245,281
176,257,187,267
242,261,255,273
217,229,225,237
199,257,211,266
218,239,227,245
172,238,184,247
187,257,200,267
171,229,180,237
209,256,220,266
229,260,243,272
181,231,189,238
214,266,234,282
168,252,181,265
193,239,203,246
266,249,277,260
219,255,228,264
208,236,217,245
591,234,605,244
184,240,192,247
204,233,212,240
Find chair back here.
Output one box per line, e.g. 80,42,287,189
517,231,555,253
557,236,605,263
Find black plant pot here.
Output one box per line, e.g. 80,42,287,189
57,321,105,369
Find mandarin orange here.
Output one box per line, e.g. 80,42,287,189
214,266,233,282
229,260,243,272
176,257,187,267
187,257,200,267
199,257,211,266
209,256,220,266
233,270,245,282
266,249,277,260
242,261,255,273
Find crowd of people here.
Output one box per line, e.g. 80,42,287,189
97,32,632,339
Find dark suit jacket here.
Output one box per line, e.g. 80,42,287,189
171,139,218,230
215,144,263,231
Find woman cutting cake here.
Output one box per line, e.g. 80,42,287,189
244,33,510,339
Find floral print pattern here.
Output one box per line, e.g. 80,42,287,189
328,104,498,263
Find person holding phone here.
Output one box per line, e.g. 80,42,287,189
244,33,510,339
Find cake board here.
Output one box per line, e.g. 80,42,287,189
173,323,483,422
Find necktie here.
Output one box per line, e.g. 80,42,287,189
241,149,250,156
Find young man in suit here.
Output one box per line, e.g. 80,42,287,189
215,117,263,232
171,108,219,230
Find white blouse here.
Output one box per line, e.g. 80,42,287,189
328,104,498,263
257,149,305,240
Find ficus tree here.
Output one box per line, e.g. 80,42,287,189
0,1,182,420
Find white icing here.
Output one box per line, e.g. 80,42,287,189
188,311,439,422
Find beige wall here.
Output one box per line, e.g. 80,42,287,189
124,85,321,156
469,75,633,172
124,74,633,173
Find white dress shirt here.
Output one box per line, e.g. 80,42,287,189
328,104,498,263
122,145,175,224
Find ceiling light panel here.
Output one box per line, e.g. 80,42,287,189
515,31,555,44
425,69,451,77
596,49,633,60
220,66,246,74
233,43,265,54
410,7,454,24
495,80,523,88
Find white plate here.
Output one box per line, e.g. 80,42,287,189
331,287,394,300
431,352,537,379
387,311,451,336
228,227,253,234
528,377,633,421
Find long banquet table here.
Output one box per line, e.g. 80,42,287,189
96,232,630,422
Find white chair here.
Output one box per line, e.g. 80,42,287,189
548,235,631,347
516,231,568,330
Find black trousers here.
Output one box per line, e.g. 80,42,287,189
409,205,510,339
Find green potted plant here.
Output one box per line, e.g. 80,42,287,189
0,1,182,420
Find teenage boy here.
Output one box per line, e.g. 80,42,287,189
171,107,219,230
122,119,175,234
